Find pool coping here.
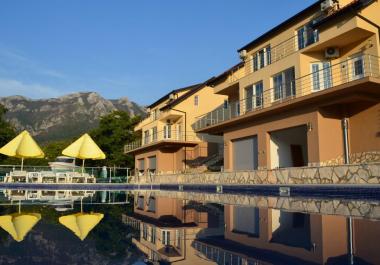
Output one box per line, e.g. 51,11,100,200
1,183,380,200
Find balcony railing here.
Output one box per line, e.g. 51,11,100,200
194,54,380,131
125,130,205,153
223,31,319,87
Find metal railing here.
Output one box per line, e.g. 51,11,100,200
124,130,205,152
135,110,163,128
0,165,131,183
223,32,319,86
194,54,380,130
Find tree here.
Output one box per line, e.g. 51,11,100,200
43,140,73,161
0,105,16,163
90,111,141,167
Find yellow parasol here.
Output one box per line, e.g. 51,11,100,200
59,212,104,241
0,202,41,242
0,130,44,170
62,133,105,173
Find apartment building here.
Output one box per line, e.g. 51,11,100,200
123,196,223,264
193,205,380,264
194,0,380,171
125,82,226,175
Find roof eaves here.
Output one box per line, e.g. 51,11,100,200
237,0,323,52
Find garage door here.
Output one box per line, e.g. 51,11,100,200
148,156,157,171
233,136,258,170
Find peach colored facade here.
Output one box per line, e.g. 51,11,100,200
123,196,222,264
194,0,380,171
223,205,347,264
192,205,380,265
125,83,226,175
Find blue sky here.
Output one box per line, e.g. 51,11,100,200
0,0,315,105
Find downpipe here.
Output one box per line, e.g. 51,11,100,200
342,117,354,265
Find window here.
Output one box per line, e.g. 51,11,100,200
177,123,182,140
150,227,156,243
273,67,295,101
194,95,199,106
176,230,181,249
266,46,272,65
144,130,150,144
352,55,364,80
223,100,229,109
137,195,144,209
151,109,158,120
311,62,332,91
143,224,148,240
137,159,145,173
147,196,156,212
162,230,171,245
235,102,240,117
297,23,319,50
152,127,157,141
245,86,253,112
252,45,271,72
245,81,264,112
164,124,171,139
255,81,264,108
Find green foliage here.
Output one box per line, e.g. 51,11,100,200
43,140,73,161
0,108,140,168
0,105,17,163
90,111,141,168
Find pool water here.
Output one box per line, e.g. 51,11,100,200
0,189,379,265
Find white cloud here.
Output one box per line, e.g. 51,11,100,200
0,45,67,79
0,78,63,99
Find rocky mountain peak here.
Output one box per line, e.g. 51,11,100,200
0,92,145,142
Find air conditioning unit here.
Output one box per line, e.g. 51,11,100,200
325,47,339,58
321,0,336,12
239,49,247,60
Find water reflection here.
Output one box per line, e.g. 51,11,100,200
0,189,145,264
0,189,379,264
126,194,380,265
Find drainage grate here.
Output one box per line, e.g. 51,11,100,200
279,186,290,196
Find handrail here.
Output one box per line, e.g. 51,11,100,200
194,54,380,131
124,129,205,152
223,31,320,85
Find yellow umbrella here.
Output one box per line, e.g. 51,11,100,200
62,133,106,172
59,212,104,241
0,130,44,170
0,207,41,242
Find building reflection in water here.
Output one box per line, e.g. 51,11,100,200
125,195,380,265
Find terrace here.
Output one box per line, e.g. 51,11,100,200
194,54,380,132
124,130,206,153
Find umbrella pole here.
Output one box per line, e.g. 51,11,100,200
81,197,83,213
18,200,21,213
21,157,24,171
82,159,85,175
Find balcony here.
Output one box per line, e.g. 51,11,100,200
125,130,205,153
135,110,162,131
216,33,318,95
194,54,380,132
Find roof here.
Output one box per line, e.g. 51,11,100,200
160,78,216,111
206,61,244,87
312,0,375,28
237,0,323,52
146,83,201,109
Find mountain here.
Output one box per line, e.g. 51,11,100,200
0,92,146,142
